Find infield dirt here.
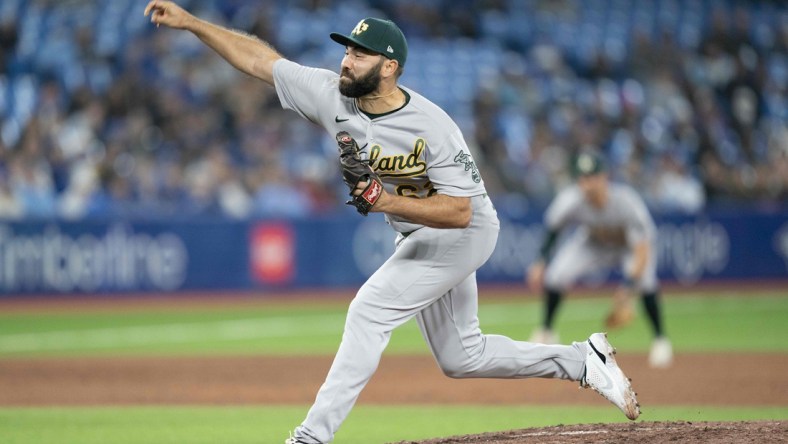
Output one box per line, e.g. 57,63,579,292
1,353,787,406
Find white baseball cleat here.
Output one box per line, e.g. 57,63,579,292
649,336,673,369
581,332,641,420
529,327,559,344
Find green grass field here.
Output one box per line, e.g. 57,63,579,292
1,290,787,443
3,405,786,444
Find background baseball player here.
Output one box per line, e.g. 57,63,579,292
527,151,673,369
144,3,641,443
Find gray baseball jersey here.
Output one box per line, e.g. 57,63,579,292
274,59,486,233
543,182,659,290
274,59,588,444
545,183,656,247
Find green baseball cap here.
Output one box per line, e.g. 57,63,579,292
330,18,408,67
570,152,606,178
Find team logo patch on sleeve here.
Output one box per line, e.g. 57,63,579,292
454,150,481,183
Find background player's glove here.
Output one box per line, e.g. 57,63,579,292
336,131,383,216
605,286,635,329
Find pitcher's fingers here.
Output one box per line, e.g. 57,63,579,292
144,1,160,17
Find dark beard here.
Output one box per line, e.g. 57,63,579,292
339,61,383,98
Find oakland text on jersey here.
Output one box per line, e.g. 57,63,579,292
368,138,427,178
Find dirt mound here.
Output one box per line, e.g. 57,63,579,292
391,421,786,444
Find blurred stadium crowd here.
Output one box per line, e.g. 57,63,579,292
0,0,785,221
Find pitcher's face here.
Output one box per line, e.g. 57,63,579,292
339,46,384,98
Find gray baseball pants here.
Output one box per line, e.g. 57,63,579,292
294,195,588,443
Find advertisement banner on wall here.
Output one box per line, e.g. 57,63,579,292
0,221,249,294
0,209,785,296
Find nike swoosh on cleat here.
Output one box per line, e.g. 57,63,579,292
335,116,349,122
588,339,607,364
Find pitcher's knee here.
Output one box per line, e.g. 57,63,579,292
439,361,476,378
441,366,469,379
435,353,480,378
432,334,488,378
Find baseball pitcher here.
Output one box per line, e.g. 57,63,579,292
144,3,641,443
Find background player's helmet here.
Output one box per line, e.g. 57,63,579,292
570,152,606,178
330,18,408,67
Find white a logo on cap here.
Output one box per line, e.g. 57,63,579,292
387,45,394,53
578,154,594,173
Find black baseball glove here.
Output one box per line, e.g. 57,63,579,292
336,131,383,216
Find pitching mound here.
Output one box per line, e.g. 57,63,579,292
393,421,786,443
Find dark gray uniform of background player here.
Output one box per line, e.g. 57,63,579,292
527,152,672,368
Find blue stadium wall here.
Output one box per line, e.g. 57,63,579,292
1,208,786,296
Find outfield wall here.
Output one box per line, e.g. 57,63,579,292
0,208,786,295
